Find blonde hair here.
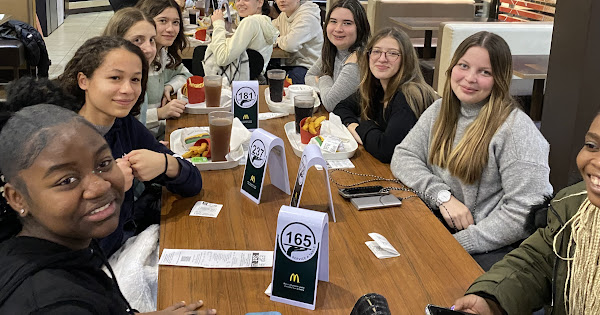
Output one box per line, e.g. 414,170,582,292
358,27,438,121
428,31,516,185
553,198,600,314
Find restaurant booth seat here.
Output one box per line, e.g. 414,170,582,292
433,21,554,96
0,39,27,85
366,0,476,37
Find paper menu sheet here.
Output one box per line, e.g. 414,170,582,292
159,249,273,268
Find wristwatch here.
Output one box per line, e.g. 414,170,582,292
437,190,451,205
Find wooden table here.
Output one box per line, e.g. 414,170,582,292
512,54,549,121
182,44,290,60
389,17,496,59
158,86,483,314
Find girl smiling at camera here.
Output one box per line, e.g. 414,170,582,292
334,28,438,163
304,0,369,111
57,36,202,258
103,7,158,125
137,0,191,139
391,31,553,270
0,105,214,314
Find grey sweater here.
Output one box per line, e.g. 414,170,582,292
305,49,360,111
390,99,553,254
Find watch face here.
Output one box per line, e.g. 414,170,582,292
438,190,451,203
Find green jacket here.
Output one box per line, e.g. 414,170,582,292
465,181,588,315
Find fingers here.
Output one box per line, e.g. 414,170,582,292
466,210,475,226
184,300,204,310
162,95,169,108
160,141,170,147
163,301,187,311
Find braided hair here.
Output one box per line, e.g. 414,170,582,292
0,105,100,241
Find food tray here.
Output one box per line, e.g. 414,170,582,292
265,87,320,114
283,121,357,160
170,127,242,171
177,88,232,114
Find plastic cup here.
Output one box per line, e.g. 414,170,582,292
204,75,222,107
209,111,233,162
294,95,314,134
267,69,286,102
188,9,198,24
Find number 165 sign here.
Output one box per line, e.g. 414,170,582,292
270,206,329,310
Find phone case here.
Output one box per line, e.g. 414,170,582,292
339,186,388,199
351,195,402,210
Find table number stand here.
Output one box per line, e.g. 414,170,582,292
290,144,336,222
241,129,290,204
270,205,329,310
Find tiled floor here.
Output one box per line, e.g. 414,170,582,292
46,10,114,78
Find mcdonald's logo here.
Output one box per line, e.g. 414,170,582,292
243,114,250,119
250,175,256,183
290,273,300,283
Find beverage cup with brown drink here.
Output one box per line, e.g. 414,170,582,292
204,75,222,107
267,69,286,102
294,95,314,134
209,111,233,162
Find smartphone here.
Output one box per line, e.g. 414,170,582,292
338,185,388,199
351,194,402,210
425,304,474,315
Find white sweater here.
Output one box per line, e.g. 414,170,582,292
204,15,279,75
272,1,323,69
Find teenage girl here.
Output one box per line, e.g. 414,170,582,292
304,0,369,111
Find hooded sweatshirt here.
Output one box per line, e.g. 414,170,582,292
0,237,134,314
205,14,279,75
272,1,323,69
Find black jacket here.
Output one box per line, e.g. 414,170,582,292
333,87,418,163
0,20,51,77
0,237,135,314
99,114,203,257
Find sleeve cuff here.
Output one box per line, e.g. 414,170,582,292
146,108,159,129
453,228,476,253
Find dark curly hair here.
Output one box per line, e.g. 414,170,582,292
136,0,188,70
56,36,149,117
5,76,79,112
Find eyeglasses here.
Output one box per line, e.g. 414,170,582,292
369,49,401,62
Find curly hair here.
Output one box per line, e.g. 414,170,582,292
5,76,79,112
136,0,188,69
56,36,149,116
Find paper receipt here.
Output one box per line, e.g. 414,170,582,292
190,201,223,218
365,233,400,259
159,249,274,268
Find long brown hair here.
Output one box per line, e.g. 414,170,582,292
358,27,438,121
136,0,188,69
56,36,149,117
320,0,369,77
429,31,516,184
103,7,159,70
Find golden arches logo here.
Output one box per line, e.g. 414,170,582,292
250,175,256,183
289,273,300,283
243,114,250,119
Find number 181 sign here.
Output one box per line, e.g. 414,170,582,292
271,206,329,310
232,81,258,130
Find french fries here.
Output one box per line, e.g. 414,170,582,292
302,116,326,135
182,137,210,158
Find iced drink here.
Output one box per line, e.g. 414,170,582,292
204,75,222,107
209,111,233,162
294,95,314,133
267,69,286,102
